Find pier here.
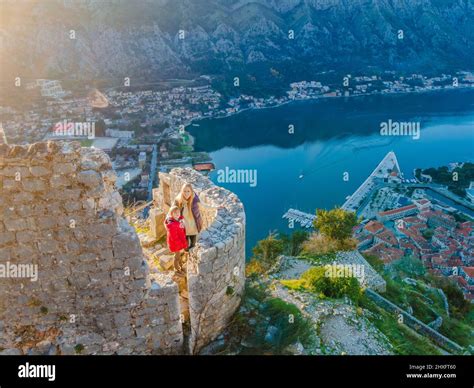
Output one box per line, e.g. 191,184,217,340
282,208,316,228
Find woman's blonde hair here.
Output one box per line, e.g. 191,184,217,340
176,183,194,211
167,205,181,219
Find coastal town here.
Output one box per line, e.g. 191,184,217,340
351,156,474,304
284,151,474,304
1,72,473,304
0,71,474,165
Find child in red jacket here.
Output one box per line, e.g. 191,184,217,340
164,205,188,273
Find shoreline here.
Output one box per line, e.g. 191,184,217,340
182,86,474,171
184,85,474,130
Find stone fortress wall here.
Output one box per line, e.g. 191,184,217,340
154,168,246,353
0,141,245,355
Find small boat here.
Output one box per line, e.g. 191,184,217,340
299,174,304,179
192,123,200,127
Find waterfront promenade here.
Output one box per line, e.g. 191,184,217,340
341,151,400,212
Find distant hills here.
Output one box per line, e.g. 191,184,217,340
1,0,473,90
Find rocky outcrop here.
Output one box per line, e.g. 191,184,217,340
333,251,386,292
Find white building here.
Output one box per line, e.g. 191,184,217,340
106,129,135,139
36,79,66,99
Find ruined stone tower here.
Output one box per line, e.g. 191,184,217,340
153,168,246,353
0,141,245,355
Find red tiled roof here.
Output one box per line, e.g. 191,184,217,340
193,163,215,171
416,199,430,205
363,243,404,263
379,204,417,216
464,293,474,301
432,256,446,265
454,275,468,287
403,216,422,224
376,230,398,245
457,228,472,237
364,220,384,234
461,266,474,278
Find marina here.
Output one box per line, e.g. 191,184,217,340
282,208,316,228
282,151,405,227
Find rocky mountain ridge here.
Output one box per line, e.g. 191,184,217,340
1,0,473,85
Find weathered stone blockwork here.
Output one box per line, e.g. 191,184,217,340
156,168,246,354
0,142,183,355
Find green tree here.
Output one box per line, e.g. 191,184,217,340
252,232,284,266
392,255,426,277
314,208,359,241
280,230,309,256
247,232,284,276
431,276,471,318
422,229,434,241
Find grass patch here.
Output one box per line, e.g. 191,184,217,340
133,224,150,235
373,271,471,352
228,283,315,354
260,298,314,352
178,144,193,152
359,296,442,355
439,317,473,348
79,139,94,147
299,251,337,265
362,254,384,274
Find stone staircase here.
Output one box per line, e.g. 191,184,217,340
138,231,191,344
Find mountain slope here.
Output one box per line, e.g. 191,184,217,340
0,0,473,84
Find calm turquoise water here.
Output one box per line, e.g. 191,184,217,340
189,90,474,257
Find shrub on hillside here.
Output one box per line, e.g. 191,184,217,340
281,266,362,303
431,276,471,319
313,208,359,241
246,232,284,276
280,230,309,256
260,298,314,352
391,256,426,277
302,232,357,256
